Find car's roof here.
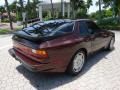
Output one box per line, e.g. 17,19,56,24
46,19,73,23
75,19,92,22
33,19,73,25
33,19,92,25
49,19,92,22
50,19,92,22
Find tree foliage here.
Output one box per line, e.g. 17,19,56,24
90,9,113,19
70,0,92,19
102,0,120,17
0,6,6,13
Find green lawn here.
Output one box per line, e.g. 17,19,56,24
0,28,21,34
0,29,12,34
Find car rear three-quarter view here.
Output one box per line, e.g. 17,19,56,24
9,19,115,75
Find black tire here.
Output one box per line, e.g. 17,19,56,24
66,50,86,76
106,37,115,50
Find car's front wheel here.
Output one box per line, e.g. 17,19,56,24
109,37,115,50
106,37,115,50
67,50,86,75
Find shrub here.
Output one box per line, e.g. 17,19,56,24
100,25,120,30
1,18,9,23
97,17,120,25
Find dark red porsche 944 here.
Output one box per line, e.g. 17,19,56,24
9,19,115,75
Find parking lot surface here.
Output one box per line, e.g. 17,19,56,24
0,31,120,90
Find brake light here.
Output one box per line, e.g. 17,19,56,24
32,49,48,58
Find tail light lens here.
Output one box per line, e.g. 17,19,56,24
32,49,48,59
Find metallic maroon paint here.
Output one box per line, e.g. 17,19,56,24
9,19,115,73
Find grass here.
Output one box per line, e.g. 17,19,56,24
0,28,22,35
0,29,12,34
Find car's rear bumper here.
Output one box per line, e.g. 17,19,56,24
8,48,65,72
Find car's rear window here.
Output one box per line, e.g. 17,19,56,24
23,21,73,37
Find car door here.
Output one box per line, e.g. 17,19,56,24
85,21,104,52
78,21,92,53
99,30,110,47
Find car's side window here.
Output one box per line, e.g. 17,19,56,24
79,21,89,36
60,23,74,33
86,21,100,34
49,22,74,36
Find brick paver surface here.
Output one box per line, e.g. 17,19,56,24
0,31,120,90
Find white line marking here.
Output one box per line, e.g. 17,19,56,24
0,45,12,50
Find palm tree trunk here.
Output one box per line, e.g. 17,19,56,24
112,0,116,19
50,0,54,19
19,0,24,21
98,0,102,22
70,0,76,19
61,0,63,18
5,0,13,30
19,0,23,10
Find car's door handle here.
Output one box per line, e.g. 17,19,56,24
84,36,95,42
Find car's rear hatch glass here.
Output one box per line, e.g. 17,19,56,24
13,20,74,42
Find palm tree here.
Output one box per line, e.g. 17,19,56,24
87,0,92,9
27,0,31,20
5,0,13,30
98,0,102,22
103,0,120,21
61,0,63,18
0,6,6,14
70,0,89,19
95,0,103,22
61,0,64,18
19,0,24,10
18,0,24,22
50,0,54,19
70,0,76,18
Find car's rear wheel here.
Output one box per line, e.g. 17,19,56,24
67,50,86,75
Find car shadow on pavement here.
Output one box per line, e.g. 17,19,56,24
16,49,115,90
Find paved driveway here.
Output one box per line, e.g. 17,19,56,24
0,31,120,90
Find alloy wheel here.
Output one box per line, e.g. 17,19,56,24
73,52,85,73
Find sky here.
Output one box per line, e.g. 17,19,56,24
0,0,98,14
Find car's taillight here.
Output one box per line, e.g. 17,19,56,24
32,49,48,59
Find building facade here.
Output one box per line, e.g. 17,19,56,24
37,1,70,21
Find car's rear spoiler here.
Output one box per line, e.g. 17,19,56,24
13,31,67,43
